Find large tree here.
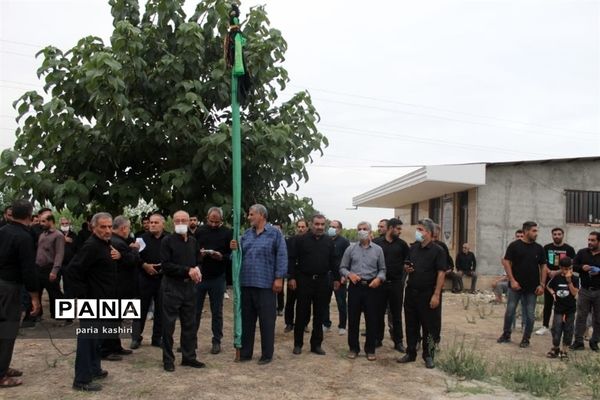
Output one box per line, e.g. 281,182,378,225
0,0,326,221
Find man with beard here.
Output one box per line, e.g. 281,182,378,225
188,215,200,237
194,207,232,355
571,232,600,351
535,228,576,336
100,216,139,361
284,219,308,332
288,214,338,356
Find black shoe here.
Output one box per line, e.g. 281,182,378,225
394,343,406,353
376,340,383,348
182,359,206,368
73,381,102,391
311,347,326,355
570,341,585,351
130,340,141,350
292,346,302,355
176,346,182,353
102,353,122,361
211,343,221,354
590,341,599,352
257,356,272,365
163,363,175,372
151,339,162,348
237,356,252,362
497,333,511,343
277,310,283,316
284,324,294,333
519,339,530,348
92,370,108,380
20,320,36,329
424,357,435,369
397,354,416,363
116,348,133,355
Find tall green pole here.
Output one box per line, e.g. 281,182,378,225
229,6,245,354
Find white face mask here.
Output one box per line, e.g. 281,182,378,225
60,225,70,233
357,230,370,241
174,224,188,235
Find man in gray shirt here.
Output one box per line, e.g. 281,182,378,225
35,213,65,320
339,221,386,361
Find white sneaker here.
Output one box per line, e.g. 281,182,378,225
323,325,330,332
338,328,346,336
224,291,230,299
535,326,549,335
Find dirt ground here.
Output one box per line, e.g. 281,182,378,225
5,289,598,400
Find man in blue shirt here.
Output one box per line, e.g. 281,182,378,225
230,204,287,365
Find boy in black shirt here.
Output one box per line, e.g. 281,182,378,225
546,257,579,359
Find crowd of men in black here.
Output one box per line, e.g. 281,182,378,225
1,199,599,393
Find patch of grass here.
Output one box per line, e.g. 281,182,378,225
570,354,600,399
446,382,493,396
498,361,565,397
438,338,489,381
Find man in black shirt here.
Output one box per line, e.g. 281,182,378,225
284,219,308,332
454,243,478,293
68,212,118,392
131,213,166,349
288,215,339,355
161,210,204,372
536,227,576,336
497,221,547,348
571,231,600,351
322,220,350,335
373,218,409,352
0,206,13,228
0,199,40,388
398,218,446,369
194,207,232,355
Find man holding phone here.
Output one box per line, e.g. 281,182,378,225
398,218,446,369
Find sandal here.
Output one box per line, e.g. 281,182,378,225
546,349,559,358
6,368,22,377
0,376,23,388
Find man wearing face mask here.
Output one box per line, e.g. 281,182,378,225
194,207,232,355
398,218,446,369
160,210,204,372
322,220,350,335
288,215,339,355
373,218,410,352
339,221,386,361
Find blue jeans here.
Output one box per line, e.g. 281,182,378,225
503,288,537,339
195,275,226,344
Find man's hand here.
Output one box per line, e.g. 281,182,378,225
368,277,381,289
49,272,58,282
64,236,73,244
129,241,140,250
142,263,159,276
188,266,202,284
430,293,441,309
272,278,283,293
333,281,341,291
230,240,238,250
110,246,122,260
347,272,361,284
404,262,415,274
582,264,591,272
340,276,347,285
535,285,544,296
210,251,223,261
288,279,297,291
29,292,41,316
510,279,521,291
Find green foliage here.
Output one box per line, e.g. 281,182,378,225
1,0,327,220
438,338,489,381
498,361,565,397
571,354,600,399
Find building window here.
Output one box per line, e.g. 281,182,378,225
429,198,441,224
410,203,419,225
566,190,600,224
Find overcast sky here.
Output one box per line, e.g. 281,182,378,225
1,0,599,226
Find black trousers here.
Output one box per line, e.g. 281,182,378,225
241,287,276,360
100,319,124,357
542,288,554,328
294,274,329,348
161,278,197,365
347,282,382,354
284,286,298,327
74,320,102,384
404,286,440,359
0,280,21,378
37,266,64,319
132,273,162,343
377,279,404,346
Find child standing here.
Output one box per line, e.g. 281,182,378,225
546,257,579,359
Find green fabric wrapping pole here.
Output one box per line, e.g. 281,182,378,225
230,15,243,351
